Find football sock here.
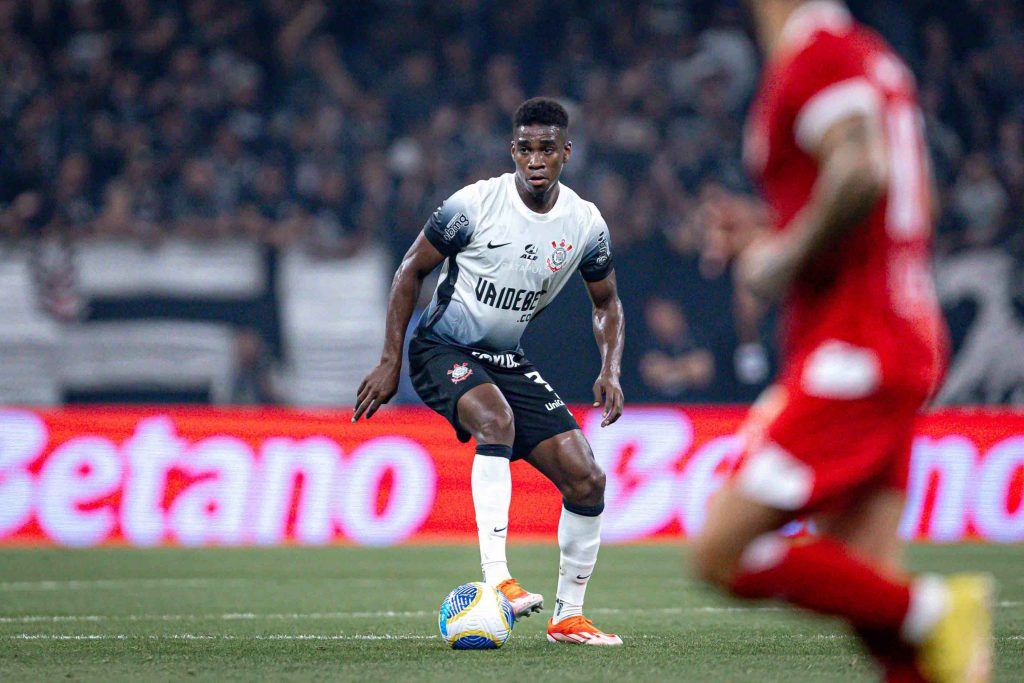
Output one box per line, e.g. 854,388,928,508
472,445,513,586
728,535,922,634
553,502,603,624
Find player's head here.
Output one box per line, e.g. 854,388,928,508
511,97,571,198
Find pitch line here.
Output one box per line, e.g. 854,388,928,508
0,578,439,592
0,606,784,624
1,601,1019,625
4,633,1023,643
3,633,436,641
0,611,433,624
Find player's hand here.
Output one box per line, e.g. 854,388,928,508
592,372,624,427
736,236,794,302
352,360,400,422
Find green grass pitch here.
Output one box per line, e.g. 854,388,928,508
0,544,1020,682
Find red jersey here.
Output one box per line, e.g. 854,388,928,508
743,1,946,398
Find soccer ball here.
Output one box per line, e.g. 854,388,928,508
437,582,515,649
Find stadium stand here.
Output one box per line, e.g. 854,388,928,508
60,320,236,404
278,245,387,405
0,246,60,404
75,238,264,299
0,0,1021,405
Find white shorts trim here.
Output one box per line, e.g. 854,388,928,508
737,443,815,511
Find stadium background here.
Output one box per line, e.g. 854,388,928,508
1,0,1022,408
1,2,1022,680
0,0,1022,543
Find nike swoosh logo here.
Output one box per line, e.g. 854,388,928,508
576,573,592,580
487,241,511,249
492,526,507,533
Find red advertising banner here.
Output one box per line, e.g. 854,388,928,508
0,406,1022,546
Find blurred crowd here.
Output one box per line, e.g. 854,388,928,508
0,0,1021,403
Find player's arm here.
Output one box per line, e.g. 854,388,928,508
585,272,625,427
738,112,888,300
352,233,445,421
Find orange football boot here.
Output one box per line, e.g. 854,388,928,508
546,615,623,646
495,578,544,618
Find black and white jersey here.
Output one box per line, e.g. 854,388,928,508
414,173,613,362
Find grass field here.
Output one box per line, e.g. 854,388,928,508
0,544,1020,682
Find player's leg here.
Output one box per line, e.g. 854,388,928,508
456,384,516,587
823,464,994,683
525,431,621,646
819,488,927,683
694,389,936,647
527,429,606,618
818,488,906,575
455,382,545,617
695,391,993,683
406,345,541,612
695,477,944,641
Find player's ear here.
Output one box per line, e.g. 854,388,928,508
563,139,572,164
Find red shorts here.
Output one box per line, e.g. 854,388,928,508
733,382,924,515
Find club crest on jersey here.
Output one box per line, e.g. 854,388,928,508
447,363,473,384
546,239,573,272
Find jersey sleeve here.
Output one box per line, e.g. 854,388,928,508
422,186,476,256
785,35,883,154
578,208,614,282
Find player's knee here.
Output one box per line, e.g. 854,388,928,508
587,467,606,501
473,405,515,445
562,465,605,508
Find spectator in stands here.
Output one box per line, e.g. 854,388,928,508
169,158,230,239
229,328,283,405
995,116,1024,216
52,153,96,236
954,153,1010,248
0,0,1021,403
638,296,714,401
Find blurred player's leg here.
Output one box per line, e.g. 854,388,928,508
823,489,994,683
699,481,992,683
818,488,906,573
820,488,926,682
697,483,940,641
527,431,621,645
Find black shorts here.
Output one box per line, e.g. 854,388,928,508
408,338,580,460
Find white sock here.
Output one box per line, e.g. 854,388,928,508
472,451,512,586
553,506,602,624
900,574,950,645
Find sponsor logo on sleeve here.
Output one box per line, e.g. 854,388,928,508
442,212,470,242
595,233,610,266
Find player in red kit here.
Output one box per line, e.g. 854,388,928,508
693,2,993,682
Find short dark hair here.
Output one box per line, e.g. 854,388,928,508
513,97,569,131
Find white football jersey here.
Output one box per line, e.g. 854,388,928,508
414,173,613,361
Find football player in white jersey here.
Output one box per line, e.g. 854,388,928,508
353,98,625,646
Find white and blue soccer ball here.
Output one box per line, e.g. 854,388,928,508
438,582,515,649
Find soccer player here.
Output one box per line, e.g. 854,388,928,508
353,97,625,646
693,2,993,682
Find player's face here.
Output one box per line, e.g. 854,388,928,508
511,125,571,197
